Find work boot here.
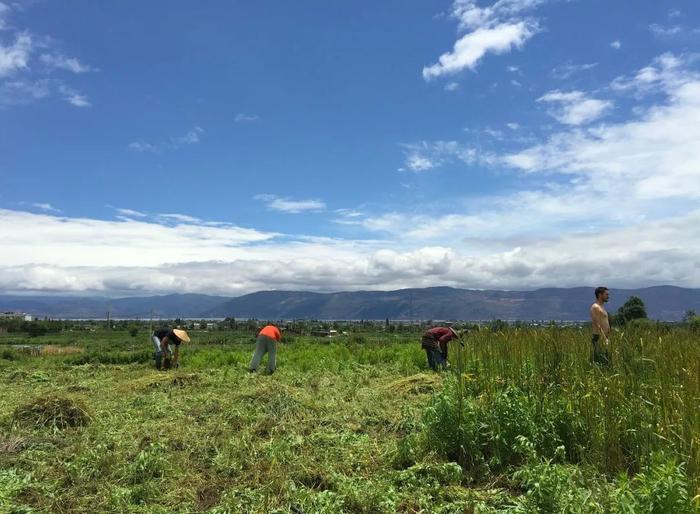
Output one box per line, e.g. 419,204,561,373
154,352,162,370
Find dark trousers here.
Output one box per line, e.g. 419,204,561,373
591,335,611,366
425,347,446,371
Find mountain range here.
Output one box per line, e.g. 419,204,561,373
1,286,698,321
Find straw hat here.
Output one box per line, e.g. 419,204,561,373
173,329,190,343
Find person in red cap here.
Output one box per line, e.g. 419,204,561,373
420,326,458,371
249,324,282,374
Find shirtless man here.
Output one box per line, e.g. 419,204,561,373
590,286,611,365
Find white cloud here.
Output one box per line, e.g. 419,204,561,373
506,122,519,130
115,208,147,218
254,194,326,214
537,90,612,125
0,208,276,269
1,207,699,295
610,53,685,95
39,53,93,73
423,0,546,80
127,141,156,152
0,78,49,107
174,126,204,145
157,213,203,224
649,24,683,37
505,54,700,202
610,40,621,50
128,127,204,152
405,154,438,172
550,62,598,80
58,84,90,107
402,140,478,172
234,113,259,123
0,32,32,77
31,203,60,213
445,81,460,91
0,7,93,108
423,21,537,80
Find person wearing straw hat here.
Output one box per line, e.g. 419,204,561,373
420,326,458,371
152,327,190,370
249,324,282,375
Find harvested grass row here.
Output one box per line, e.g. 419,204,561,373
12,395,91,430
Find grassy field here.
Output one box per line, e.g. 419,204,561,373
0,326,698,513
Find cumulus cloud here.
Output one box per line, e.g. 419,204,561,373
423,0,544,80
610,40,621,50
1,207,699,295
254,194,326,213
504,54,700,203
424,22,537,80
537,90,612,125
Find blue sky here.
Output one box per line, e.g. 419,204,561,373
1,0,700,296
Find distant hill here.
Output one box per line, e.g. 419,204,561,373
0,293,227,319
205,286,700,321
2,286,696,321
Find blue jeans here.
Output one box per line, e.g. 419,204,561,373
425,347,446,371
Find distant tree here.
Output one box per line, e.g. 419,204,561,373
488,319,509,332
616,296,648,325
682,310,697,323
129,326,139,338
26,322,48,337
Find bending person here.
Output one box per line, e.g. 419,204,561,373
152,327,190,370
249,324,282,374
421,326,458,371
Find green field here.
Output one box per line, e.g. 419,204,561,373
1,326,698,513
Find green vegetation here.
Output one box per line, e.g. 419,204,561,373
0,324,698,513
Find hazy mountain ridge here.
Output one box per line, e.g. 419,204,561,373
1,286,698,321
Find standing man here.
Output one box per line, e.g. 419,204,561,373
590,287,611,365
249,324,281,374
152,327,190,370
421,326,458,371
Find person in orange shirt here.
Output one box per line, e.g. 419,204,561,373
249,324,282,374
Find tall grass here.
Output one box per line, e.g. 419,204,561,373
424,326,699,491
